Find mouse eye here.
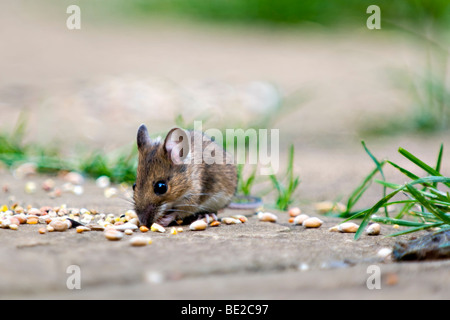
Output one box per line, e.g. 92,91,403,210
153,180,168,195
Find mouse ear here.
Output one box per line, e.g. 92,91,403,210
164,127,190,164
137,124,151,150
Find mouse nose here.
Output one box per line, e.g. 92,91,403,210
136,203,158,227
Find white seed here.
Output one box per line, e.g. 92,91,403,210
124,229,134,235
128,218,139,226
338,222,359,233
104,229,123,241
377,247,393,259
76,226,91,233
24,182,37,194
302,217,323,228
189,220,207,231
222,217,241,225
150,223,166,233
104,187,118,198
293,214,310,225
257,212,278,223
366,223,381,235
64,171,84,185
9,223,18,230
231,215,248,223
129,236,152,246
113,222,138,231
72,185,84,196
328,225,339,232
95,175,111,188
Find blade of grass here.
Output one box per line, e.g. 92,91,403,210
399,147,450,188
362,141,388,216
386,222,445,237
350,186,404,240
344,165,382,214
434,143,444,188
405,183,450,224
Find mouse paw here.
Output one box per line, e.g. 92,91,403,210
196,212,218,224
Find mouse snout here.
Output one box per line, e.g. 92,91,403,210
135,203,158,227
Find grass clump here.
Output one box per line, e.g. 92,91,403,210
269,144,300,211
344,141,450,240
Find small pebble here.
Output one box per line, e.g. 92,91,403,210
293,214,310,225
338,222,359,233
124,229,134,235
189,220,207,231
302,217,323,228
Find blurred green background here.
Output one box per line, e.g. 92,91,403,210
83,0,450,29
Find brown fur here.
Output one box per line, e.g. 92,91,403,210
133,125,237,227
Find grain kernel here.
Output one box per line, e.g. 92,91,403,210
139,226,149,233
366,223,381,235
209,220,221,227
222,217,241,225
189,220,207,231
38,227,47,234
288,207,301,217
49,219,69,232
9,224,18,230
338,222,359,233
129,236,152,246
257,212,278,223
302,217,323,228
26,216,39,225
293,214,310,225
104,229,123,241
150,223,165,233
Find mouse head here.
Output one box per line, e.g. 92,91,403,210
133,124,193,227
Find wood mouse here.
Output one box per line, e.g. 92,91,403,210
133,124,237,227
